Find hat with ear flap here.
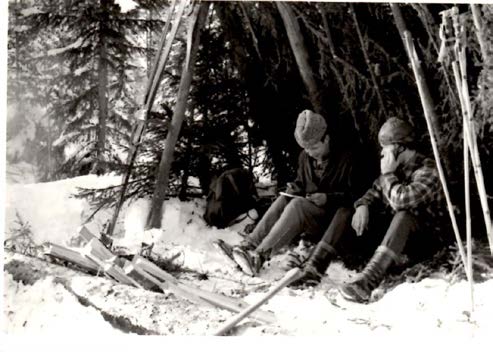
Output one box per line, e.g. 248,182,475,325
294,110,327,148
378,117,415,146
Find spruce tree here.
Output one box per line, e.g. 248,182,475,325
18,0,168,177
7,0,64,181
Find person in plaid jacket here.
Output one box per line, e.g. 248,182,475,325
291,117,445,299
353,151,443,223
340,117,445,302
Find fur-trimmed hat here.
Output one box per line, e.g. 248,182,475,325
294,110,327,148
378,117,415,146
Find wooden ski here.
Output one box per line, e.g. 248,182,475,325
46,226,275,325
133,255,276,324
44,242,99,273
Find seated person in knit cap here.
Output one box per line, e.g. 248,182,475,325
291,117,446,301
213,109,359,276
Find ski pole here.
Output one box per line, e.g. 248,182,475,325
213,267,303,336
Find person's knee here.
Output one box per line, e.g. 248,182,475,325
386,211,419,237
382,211,419,252
333,207,353,220
263,195,290,215
286,198,311,211
391,210,417,226
273,195,290,207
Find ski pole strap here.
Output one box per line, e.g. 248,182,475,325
438,7,468,64
438,19,455,63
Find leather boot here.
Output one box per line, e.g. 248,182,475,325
289,242,337,287
213,239,255,270
339,245,397,303
232,247,267,277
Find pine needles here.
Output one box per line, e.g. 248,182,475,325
383,239,493,293
4,211,42,257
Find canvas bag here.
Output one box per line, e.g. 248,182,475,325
204,168,258,229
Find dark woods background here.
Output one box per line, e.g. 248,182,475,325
7,1,493,238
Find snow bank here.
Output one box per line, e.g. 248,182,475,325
120,196,250,275
5,175,121,246
6,162,38,185
5,174,248,273
3,272,123,335
4,175,493,339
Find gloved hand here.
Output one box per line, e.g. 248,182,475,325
351,205,369,236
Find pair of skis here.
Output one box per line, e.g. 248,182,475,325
105,0,187,239
45,226,304,334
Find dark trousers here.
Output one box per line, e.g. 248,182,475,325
320,210,422,262
380,211,419,255
245,195,333,255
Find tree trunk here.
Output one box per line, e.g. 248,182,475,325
178,166,190,201
349,4,388,119
276,2,323,115
471,4,489,63
147,7,153,73
146,2,210,229
95,0,109,174
320,9,363,143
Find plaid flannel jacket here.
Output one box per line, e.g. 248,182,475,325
354,153,444,221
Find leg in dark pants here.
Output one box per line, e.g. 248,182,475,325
290,207,353,286
232,197,329,276
381,210,419,257
256,197,329,254
316,207,354,249
244,195,291,247
340,210,419,303
214,196,292,268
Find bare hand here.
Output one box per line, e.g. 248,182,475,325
380,146,399,174
306,193,327,207
286,182,302,195
352,205,369,236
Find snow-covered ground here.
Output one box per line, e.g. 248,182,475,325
2,175,493,346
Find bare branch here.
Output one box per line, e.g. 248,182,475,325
349,3,388,118
320,9,368,81
238,2,262,60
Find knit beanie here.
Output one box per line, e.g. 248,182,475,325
378,117,415,146
294,110,327,148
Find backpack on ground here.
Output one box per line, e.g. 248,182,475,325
204,168,258,229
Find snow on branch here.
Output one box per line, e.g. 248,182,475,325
20,7,44,17
46,37,84,57
115,0,138,13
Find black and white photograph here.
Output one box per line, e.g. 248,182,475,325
3,0,493,343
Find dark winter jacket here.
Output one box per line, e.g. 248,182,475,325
289,147,358,208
